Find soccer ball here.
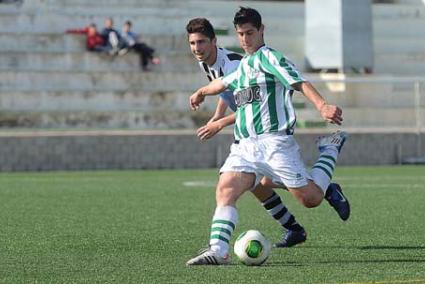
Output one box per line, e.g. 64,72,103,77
234,230,271,266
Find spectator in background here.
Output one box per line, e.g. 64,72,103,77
121,20,160,71
100,17,126,55
66,23,109,52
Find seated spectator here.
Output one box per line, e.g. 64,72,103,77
101,17,126,55
66,23,109,52
121,20,160,71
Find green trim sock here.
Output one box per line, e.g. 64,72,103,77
209,206,238,257
311,147,338,194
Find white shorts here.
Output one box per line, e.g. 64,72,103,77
220,134,311,189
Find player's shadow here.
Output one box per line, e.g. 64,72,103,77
289,245,425,250
267,245,425,266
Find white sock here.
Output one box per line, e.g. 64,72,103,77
209,206,238,257
310,147,338,195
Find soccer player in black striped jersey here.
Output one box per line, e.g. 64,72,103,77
186,18,307,259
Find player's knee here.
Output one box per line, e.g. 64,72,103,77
216,186,238,206
302,198,321,208
300,194,323,208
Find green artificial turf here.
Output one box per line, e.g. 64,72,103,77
0,166,424,283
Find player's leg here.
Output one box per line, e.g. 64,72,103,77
310,131,350,220
286,131,349,219
287,181,325,208
186,171,255,266
252,179,306,248
261,134,325,208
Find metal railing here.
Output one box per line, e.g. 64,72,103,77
305,75,425,132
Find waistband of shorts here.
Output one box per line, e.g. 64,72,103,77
239,132,293,141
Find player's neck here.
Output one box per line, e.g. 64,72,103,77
247,43,265,55
204,46,218,66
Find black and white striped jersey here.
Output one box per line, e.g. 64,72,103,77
198,47,243,111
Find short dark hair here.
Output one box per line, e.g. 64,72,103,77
125,20,132,27
186,18,216,40
233,7,262,30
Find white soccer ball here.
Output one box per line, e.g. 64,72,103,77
234,230,271,266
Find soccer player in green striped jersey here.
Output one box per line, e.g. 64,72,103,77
186,7,350,266
186,18,307,250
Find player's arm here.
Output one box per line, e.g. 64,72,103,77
260,49,342,125
65,27,88,34
197,113,236,140
189,78,226,110
293,82,343,125
208,98,228,124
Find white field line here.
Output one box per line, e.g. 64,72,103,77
183,181,217,187
336,176,425,182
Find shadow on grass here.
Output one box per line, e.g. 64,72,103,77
359,245,425,250
266,245,425,266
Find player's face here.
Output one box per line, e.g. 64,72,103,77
88,26,97,36
235,23,264,54
123,24,130,33
188,33,217,64
105,19,113,29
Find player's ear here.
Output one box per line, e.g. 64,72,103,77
259,24,264,33
212,37,217,45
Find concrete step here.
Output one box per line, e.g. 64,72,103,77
374,52,425,74
1,71,422,106
6,32,425,75
306,74,425,108
0,109,203,129
373,3,425,18
25,0,305,19
0,11,305,35
374,38,425,54
374,17,425,37
0,70,205,92
22,1,425,20
0,32,188,53
2,2,424,35
394,0,425,5
0,90,218,112
342,107,425,127
6,34,425,74
297,107,425,128
296,120,327,128
1,106,422,129
0,51,197,72
1,77,423,111
0,1,304,34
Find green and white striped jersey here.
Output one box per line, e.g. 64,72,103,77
222,45,305,140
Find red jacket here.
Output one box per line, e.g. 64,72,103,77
66,27,104,50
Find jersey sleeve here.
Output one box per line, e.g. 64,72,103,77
219,90,237,112
259,48,305,89
221,69,239,91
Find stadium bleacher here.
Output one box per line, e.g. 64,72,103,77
0,0,424,130
0,0,423,169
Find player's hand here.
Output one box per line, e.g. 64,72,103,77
320,104,343,125
189,90,205,111
197,121,223,140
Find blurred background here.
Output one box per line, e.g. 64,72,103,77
0,0,424,170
